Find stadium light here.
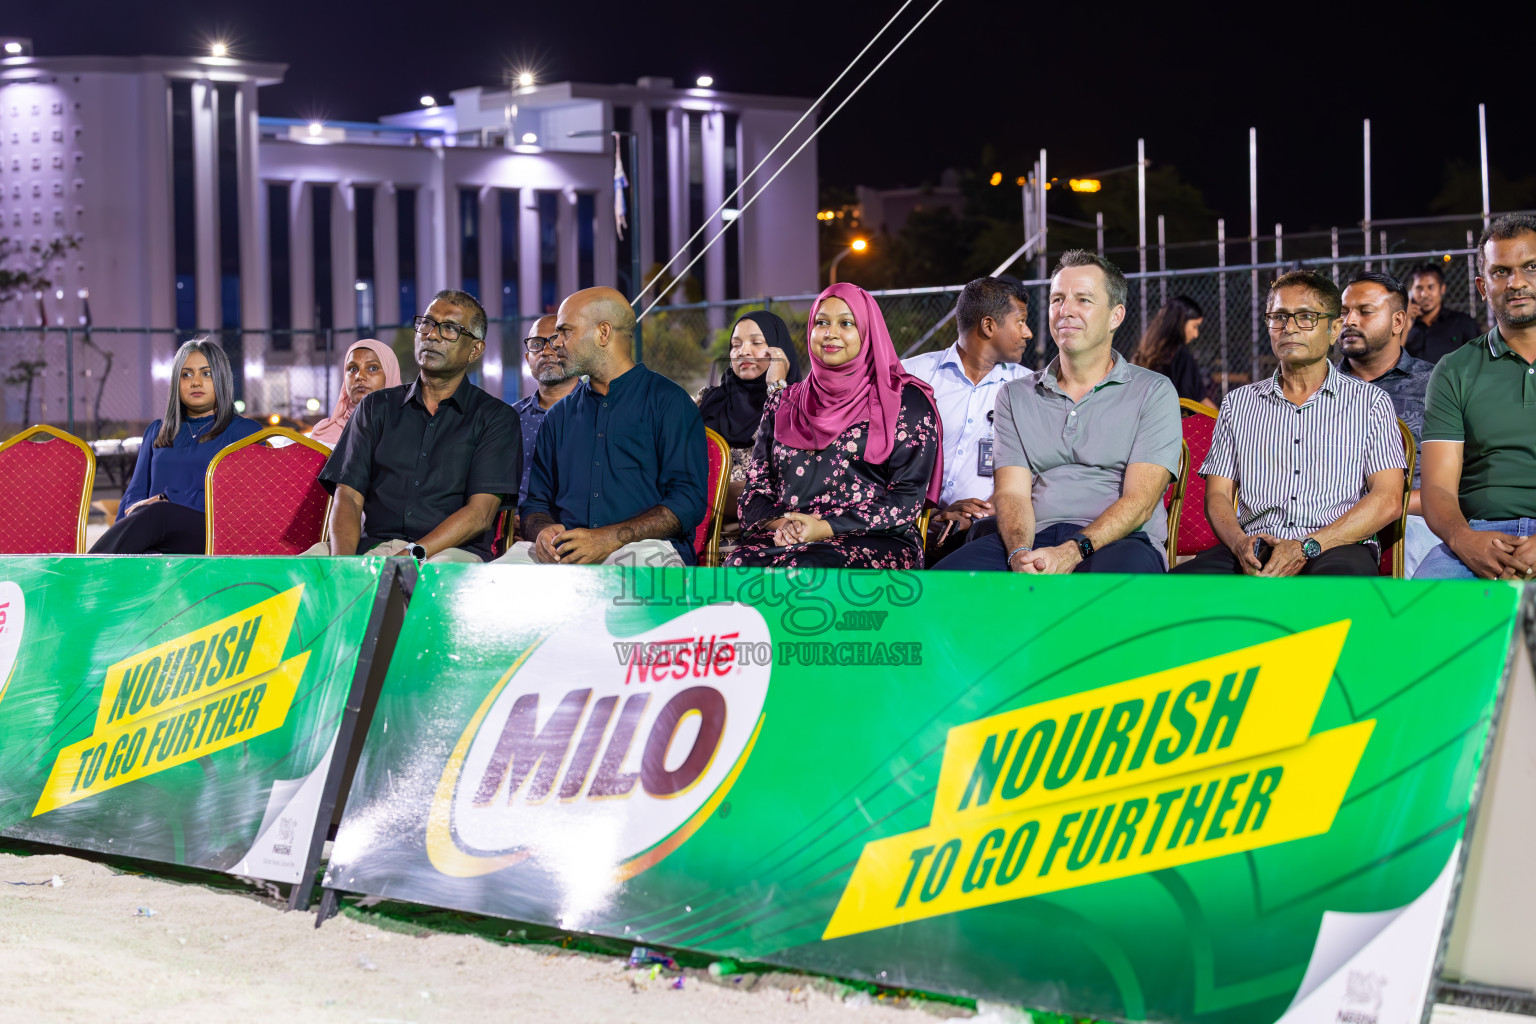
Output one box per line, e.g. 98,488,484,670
210,42,228,58
420,95,436,107
3,42,22,55
696,75,714,88
308,122,323,137
517,71,534,88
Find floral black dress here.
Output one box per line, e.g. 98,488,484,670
727,384,939,569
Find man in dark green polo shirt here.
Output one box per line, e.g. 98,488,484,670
1416,213,1536,579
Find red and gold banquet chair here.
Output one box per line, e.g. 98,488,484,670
0,425,95,554
1166,399,1219,564
697,427,731,567
204,427,332,555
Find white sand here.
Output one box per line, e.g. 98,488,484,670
0,850,965,1024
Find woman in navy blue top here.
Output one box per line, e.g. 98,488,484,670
90,339,261,554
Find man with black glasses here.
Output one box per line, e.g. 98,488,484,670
512,313,578,505
1173,270,1404,576
317,289,521,562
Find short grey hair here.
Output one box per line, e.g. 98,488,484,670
1052,249,1128,311
429,288,488,340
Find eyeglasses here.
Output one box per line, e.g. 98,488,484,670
1263,310,1334,331
413,315,482,342
523,335,556,353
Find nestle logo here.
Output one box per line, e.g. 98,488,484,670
616,633,742,685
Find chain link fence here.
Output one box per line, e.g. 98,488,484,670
0,249,1489,456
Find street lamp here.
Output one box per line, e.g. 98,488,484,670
829,238,869,285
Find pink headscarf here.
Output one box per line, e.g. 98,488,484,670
773,283,944,504
308,340,402,446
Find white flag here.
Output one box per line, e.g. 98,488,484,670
614,146,629,241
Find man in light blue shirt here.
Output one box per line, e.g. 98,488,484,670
902,277,1033,556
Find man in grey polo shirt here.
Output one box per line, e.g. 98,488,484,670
933,250,1181,573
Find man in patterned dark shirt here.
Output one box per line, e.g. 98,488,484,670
1337,271,1437,575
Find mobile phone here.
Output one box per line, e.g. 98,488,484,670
1252,537,1273,566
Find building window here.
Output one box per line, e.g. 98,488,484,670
170,80,196,336
355,185,375,332
312,184,333,333
267,182,291,350
459,187,480,299
537,190,558,313
723,113,740,300
577,192,595,290
650,108,669,275
614,105,634,299
397,187,417,320
499,189,519,316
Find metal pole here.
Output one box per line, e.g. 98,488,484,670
1249,127,1260,384
1096,211,1104,257
65,326,74,435
1138,138,1148,333
1218,217,1228,396
1038,148,1048,282
1363,118,1371,271
1330,227,1339,284
1468,228,1480,321
1275,223,1283,264
1157,214,1166,306
1380,230,1388,265
1479,103,1490,232
628,132,643,365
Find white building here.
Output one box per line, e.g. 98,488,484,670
0,36,819,423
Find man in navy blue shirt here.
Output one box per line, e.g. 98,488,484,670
510,314,578,505
499,286,707,566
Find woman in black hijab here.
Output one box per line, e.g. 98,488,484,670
697,310,802,513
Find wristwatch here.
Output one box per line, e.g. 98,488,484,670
1068,532,1095,560
766,379,789,395
1300,537,1322,560
409,543,427,562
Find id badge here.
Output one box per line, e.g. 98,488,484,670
977,437,995,477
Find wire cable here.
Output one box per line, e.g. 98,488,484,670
637,0,919,303
640,0,947,319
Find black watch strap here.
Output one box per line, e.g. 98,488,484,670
1069,531,1094,559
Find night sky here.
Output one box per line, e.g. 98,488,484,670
7,0,1521,236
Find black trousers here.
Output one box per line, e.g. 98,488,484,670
1172,542,1379,576
931,521,1165,573
89,501,206,555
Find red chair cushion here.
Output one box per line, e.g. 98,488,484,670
696,435,726,561
0,434,89,553
207,441,330,555
1170,413,1219,557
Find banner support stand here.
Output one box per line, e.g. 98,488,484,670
286,561,403,912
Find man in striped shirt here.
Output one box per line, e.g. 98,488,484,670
1173,270,1405,576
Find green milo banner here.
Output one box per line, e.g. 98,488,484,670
0,557,387,887
324,566,1520,1023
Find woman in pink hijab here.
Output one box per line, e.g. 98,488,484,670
727,283,942,569
308,340,402,448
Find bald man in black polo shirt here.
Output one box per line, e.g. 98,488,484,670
316,289,521,563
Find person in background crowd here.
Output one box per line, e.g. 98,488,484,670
307,340,402,448
1405,262,1483,363
90,338,262,554
727,283,942,569
933,251,1180,574
512,314,578,505
1336,270,1436,576
1131,295,1213,406
316,289,520,563
1417,214,1536,579
901,276,1031,560
502,286,706,566
696,309,801,518
1174,271,1404,576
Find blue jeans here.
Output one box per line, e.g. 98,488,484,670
1412,518,1536,579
